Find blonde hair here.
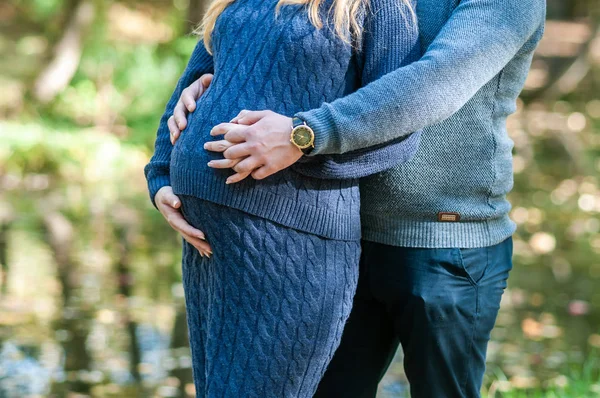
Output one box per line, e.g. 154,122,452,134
196,0,415,53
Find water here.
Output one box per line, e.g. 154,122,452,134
1,227,599,397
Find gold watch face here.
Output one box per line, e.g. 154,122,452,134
292,126,314,148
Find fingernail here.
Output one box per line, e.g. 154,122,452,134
207,161,213,167
204,143,209,149
196,233,205,240
225,180,231,185
172,200,179,207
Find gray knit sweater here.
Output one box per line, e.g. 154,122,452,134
297,0,546,248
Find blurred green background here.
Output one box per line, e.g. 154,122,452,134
0,0,599,397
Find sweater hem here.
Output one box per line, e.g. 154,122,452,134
171,164,362,242
360,213,516,248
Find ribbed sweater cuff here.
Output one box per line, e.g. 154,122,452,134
361,213,517,249
296,106,339,156
148,174,171,209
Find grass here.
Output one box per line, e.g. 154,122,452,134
484,351,600,398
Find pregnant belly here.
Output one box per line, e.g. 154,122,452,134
172,91,237,164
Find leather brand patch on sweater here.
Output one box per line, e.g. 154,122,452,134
438,212,461,222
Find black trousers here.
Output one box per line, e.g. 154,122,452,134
314,238,513,398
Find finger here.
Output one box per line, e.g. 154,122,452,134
231,110,269,124
158,189,182,209
200,74,213,90
182,235,212,257
168,116,180,144
251,166,275,180
210,123,248,142
207,157,243,169
166,210,206,240
229,109,249,123
181,79,201,110
181,232,213,256
226,171,252,184
232,156,262,174
173,101,189,130
223,142,253,159
203,139,235,153
182,88,198,113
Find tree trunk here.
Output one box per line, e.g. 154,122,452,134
32,0,95,103
114,225,142,383
0,222,10,297
170,306,194,397
42,211,93,394
0,201,14,297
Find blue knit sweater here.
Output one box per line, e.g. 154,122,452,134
296,0,547,248
144,0,420,241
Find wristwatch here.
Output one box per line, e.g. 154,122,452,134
290,116,315,155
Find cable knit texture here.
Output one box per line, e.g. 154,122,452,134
180,197,360,397
144,0,420,241
296,0,547,248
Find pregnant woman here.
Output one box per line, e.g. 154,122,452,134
145,0,419,396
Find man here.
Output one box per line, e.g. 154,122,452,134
163,0,546,396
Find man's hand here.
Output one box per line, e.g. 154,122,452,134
204,110,303,184
169,73,214,145
155,186,212,257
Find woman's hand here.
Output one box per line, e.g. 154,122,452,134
155,186,212,257
168,76,303,183
169,73,214,145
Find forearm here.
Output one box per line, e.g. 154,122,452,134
144,40,213,207
293,0,422,179
298,0,546,155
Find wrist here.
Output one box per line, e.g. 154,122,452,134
295,108,337,156
147,174,171,209
290,116,315,155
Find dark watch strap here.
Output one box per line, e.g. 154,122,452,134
301,145,314,155
292,116,306,129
